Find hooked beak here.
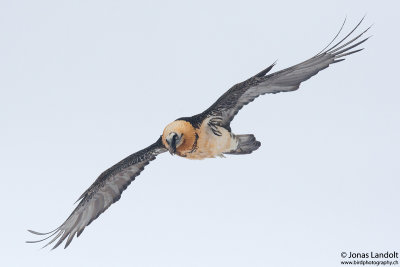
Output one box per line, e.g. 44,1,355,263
167,137,177,155
168,146,176,155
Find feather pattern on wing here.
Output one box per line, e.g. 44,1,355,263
200,18,371,128
27,137,167,249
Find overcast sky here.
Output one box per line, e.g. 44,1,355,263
1,1,399,266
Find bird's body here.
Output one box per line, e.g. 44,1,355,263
27,18,371,249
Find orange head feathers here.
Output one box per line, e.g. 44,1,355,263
162,120,197,156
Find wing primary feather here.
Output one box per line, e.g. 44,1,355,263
325,16,366,53
76,228,85,237
253,61,277,78
62,212,83,248
335,48,364,59
25,230,60,244
64,232,77,249
316,17,347,56
42,230,64,249
330,30,371,55
52,230,71,250
27,228,58,236
332,58,346,64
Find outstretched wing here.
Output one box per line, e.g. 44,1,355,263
201,18,371,129
27,137,167,249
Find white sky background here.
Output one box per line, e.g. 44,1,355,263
1,0,399,266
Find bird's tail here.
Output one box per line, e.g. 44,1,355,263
225,134,261,155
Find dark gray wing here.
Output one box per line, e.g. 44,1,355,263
27,137,167,249
201,18,371,129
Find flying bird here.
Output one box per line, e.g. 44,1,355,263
27,18,370,249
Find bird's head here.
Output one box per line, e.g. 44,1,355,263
162,120,195,155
